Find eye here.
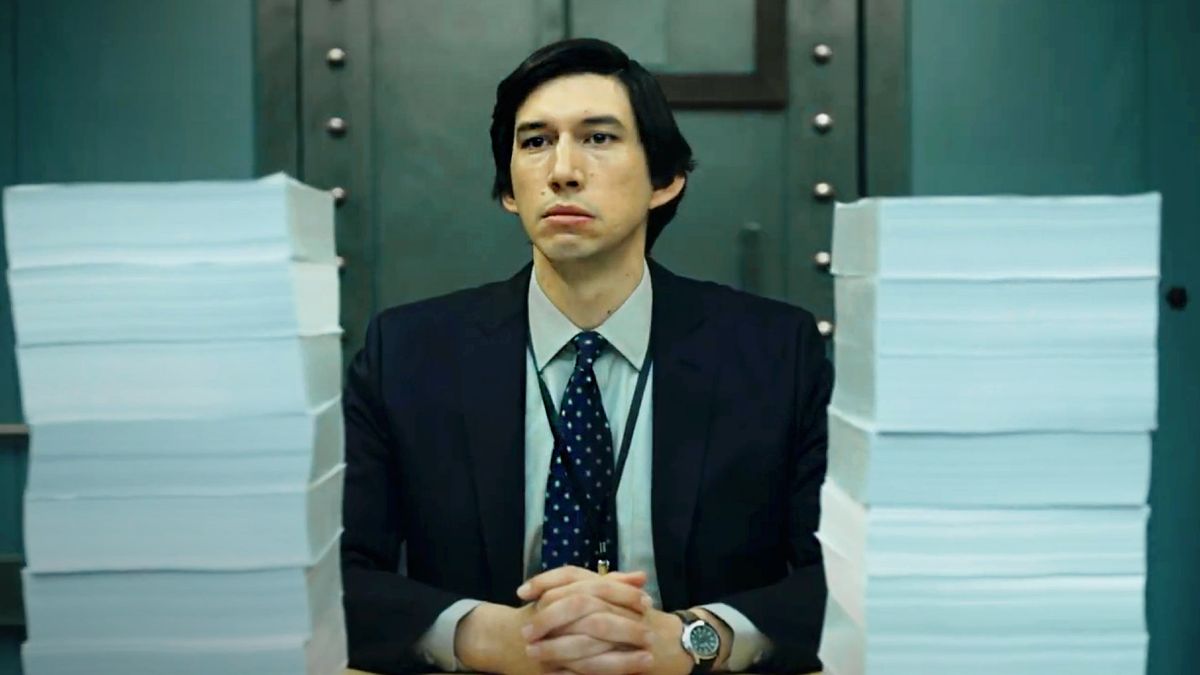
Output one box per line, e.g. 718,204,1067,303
520,136,549,149
586,132,614,145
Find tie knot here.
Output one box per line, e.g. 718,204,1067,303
572,331,607,364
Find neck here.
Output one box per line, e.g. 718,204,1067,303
533,248,645,331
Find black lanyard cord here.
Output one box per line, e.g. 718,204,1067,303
528,340,652,566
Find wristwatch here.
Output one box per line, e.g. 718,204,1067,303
673,610,721,673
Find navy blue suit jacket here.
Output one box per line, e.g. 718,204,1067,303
341,261,832,673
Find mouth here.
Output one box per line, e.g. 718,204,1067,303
542,204,595,227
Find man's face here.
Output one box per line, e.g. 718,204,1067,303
502,73,683,265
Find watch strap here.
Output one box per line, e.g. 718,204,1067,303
673,610,717,673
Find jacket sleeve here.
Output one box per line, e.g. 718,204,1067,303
341,314,468,673
712,314,833,673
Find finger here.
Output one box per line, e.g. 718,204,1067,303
538,579,654,615
526,593,615,641
530,602,652,646
545,601,643,630
556,612,654,648
517,566,592,601
561,649,655,675
526,633,612,663
519,567,647,601
608,571,648,587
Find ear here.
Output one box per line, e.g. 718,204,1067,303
649,174,686,210
501,192,519,214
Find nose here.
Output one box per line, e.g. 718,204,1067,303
548,134,584,192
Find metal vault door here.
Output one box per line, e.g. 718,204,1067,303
272,0,875,352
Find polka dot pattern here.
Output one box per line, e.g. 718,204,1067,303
541,331,618,572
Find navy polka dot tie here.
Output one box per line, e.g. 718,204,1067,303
540,331,617,572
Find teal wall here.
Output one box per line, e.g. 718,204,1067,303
910,0,1147,194
1,0,24,668
0,1,258,671
910,1,1200,672
13,0,257,184
0,0,17,425
1144,1,1200,672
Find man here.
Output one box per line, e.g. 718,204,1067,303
342,38,831,675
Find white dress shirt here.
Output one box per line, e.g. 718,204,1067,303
416,262,771,670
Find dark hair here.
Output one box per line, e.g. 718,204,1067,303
490,38,696,251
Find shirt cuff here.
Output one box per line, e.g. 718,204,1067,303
414,598,485,671
699,602,773,672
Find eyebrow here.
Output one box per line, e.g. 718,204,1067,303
515,115,627,135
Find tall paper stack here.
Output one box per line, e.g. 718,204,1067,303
3,175,348,674
818,195,1158,675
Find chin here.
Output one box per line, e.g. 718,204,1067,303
532,225,642,267
539,245,601,265
534,236,607,264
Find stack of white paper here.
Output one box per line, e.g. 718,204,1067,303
3,174,348,674
819,195,1158,675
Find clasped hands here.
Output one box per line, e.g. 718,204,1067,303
456,566,698,675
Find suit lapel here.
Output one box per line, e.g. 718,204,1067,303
648,261,719,611
459,265,532,604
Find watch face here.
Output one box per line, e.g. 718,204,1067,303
689,623,721,659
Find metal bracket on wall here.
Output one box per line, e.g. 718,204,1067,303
0,425,28,438
1166,286,1188,310
0,429,27,629
738,222,764,294
0,554,23,629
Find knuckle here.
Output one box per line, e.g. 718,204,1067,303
568,593,590,614
534,643,559,661
612,587,638,607
576,612,603,634
623,653,652,674
575,655,610,675
604,583,637,607
599,652,639,675
545,637,577,660
612,617,640,642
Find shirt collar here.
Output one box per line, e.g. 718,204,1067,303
527,260,652,372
